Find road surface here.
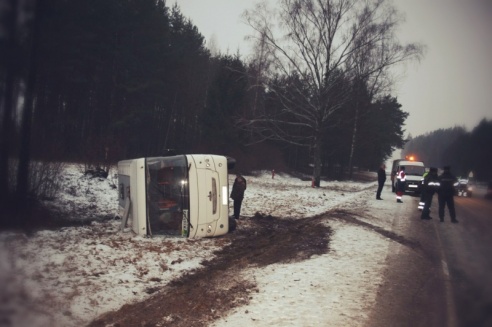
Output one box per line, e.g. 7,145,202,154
366,191,492,327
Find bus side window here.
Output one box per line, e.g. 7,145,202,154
119,184,125,200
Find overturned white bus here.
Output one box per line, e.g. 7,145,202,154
118,155,234,238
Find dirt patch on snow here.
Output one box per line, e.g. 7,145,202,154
88,213,333,327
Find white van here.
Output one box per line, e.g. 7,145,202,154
391,159,426,193
118,155,233,238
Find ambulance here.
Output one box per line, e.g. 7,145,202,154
391,158,426,194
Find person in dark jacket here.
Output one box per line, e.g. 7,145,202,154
438,166,458,223
376,164,386,200
421,167,440,220
230,173,247,219
391,170,397,192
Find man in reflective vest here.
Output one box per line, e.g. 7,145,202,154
418,170,429,210
421,167,440,220
396,166,406,203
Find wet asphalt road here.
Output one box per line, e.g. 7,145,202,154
366,190,492,327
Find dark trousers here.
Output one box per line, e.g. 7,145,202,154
419,189,426,204
376,182,384,199
438,193,456,220
421,190,434,218
233,198,243,219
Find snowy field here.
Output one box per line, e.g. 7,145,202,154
0,165,403,327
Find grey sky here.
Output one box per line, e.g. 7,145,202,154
172,0,492,138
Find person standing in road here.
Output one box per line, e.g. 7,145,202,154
376,163,386,200
418,170,429,211
230,173,247,220
438,166,458,223
391,170,397,193
396,166,406,203
421,167,440,220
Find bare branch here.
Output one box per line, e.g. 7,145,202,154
240,0,424,181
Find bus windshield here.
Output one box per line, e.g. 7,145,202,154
146,156,189,236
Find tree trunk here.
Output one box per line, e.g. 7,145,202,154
312,134,322,187
16,0,43,206
347,106,359,179
0,0,18,209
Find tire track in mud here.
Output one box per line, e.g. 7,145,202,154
88,213,333,327
330,208,437,261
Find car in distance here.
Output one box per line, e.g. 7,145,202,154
454,179,473,197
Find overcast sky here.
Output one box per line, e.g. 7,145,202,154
171,0,492,138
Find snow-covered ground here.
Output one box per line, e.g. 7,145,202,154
0,165,403,327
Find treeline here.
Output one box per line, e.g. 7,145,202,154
401,119,492,181
1,0,410,206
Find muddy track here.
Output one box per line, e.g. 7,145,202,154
330,209,432,259
88,213,333,327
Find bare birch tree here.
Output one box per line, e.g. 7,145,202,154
344,1,424,177
240,0,423,185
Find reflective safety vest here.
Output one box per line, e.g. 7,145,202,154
397,170,406,182
428,181,440,188
420,172,428,186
